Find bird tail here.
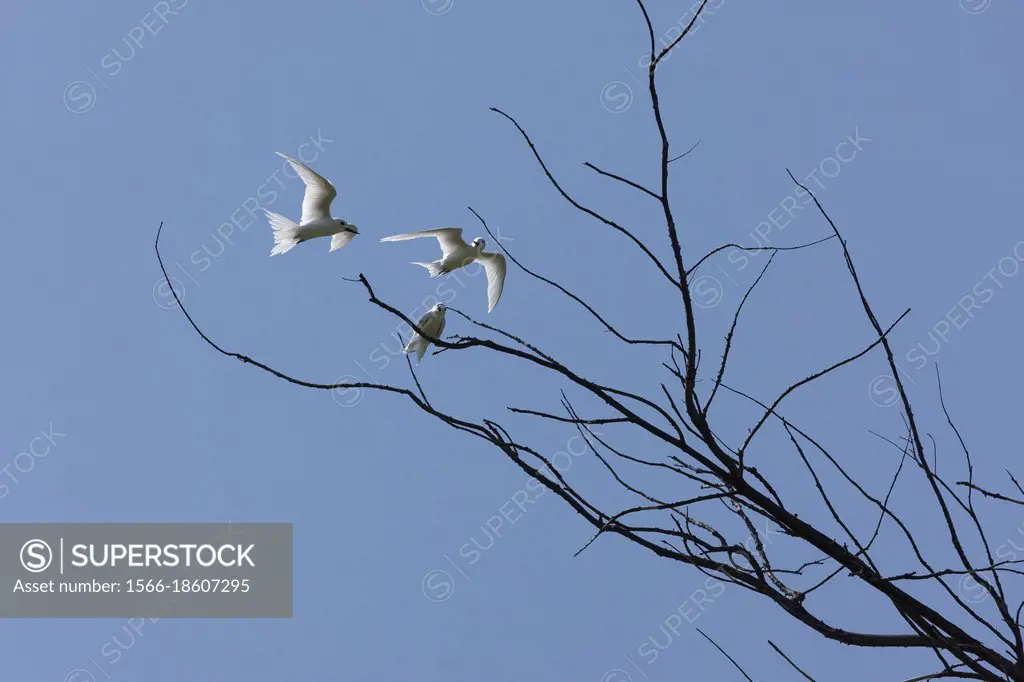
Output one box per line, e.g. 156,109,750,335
265,210,300,256
403,335,428,363
412,261,445,277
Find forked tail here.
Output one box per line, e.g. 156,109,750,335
265,210,300,256
412,261,445,277
403,335,429,363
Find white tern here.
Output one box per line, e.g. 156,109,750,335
380,228,507,312
404,303,448,362
264,152,359,256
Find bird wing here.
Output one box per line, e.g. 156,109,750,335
408,308,444,361
412,309,435,338
276,152,337,223
329,231,356,252
379,228,467,258
435,312,447,342
477,252,507,313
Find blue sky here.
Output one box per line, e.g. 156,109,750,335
2,1,1022,680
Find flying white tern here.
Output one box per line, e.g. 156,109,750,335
380,228,507,312
264,152,359,256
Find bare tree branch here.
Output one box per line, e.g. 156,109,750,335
158,8,1024,679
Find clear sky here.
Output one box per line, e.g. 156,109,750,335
2,1,1022,680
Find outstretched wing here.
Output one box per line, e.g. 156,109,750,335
379,228,467,258
329,231,356,252
477,252,507,313
276,152,337,224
